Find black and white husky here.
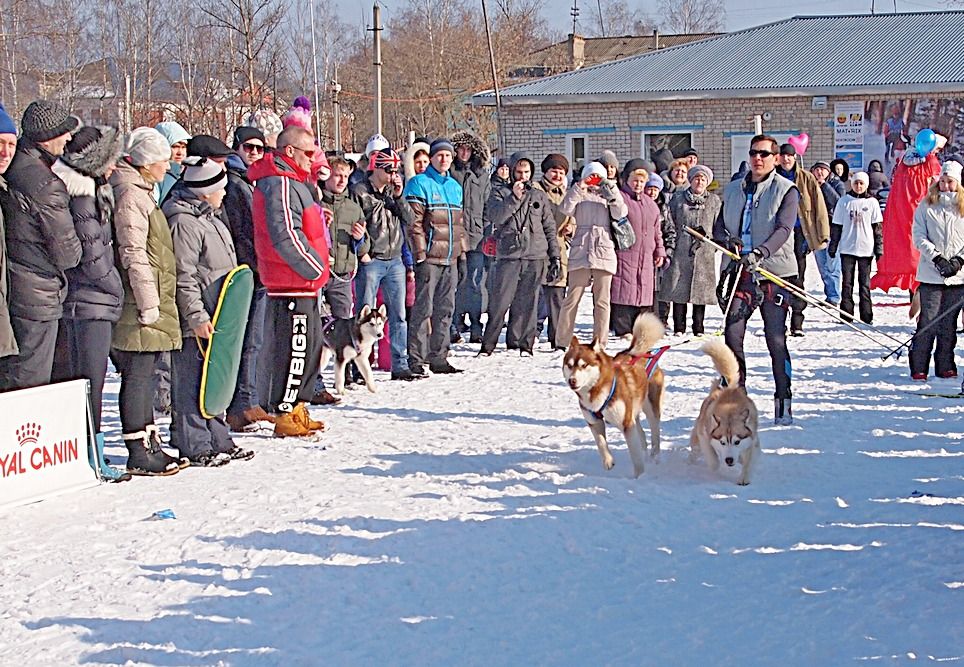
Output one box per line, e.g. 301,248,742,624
319,304,387,395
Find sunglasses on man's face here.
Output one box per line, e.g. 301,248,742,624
748,149,777,158
292,146,316,159
242,142,264,153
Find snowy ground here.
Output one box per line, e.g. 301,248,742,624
1,268,962,666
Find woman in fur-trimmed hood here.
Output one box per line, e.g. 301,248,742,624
50,125,126,436
403,139,431,181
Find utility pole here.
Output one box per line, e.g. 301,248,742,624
596,0,605,37
371,3,383,136
331,65,342,152
481,0,505,157
309,0,322,140
570,0,579,35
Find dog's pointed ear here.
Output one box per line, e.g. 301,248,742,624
740,408,751,427
569,336,580,349
377,303,387,318
591,338,604,353
358,304,371,318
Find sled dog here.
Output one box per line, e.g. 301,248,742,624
689,339,761,485
562,313,665,478
319,304,387,395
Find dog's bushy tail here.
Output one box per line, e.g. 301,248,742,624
626,312,666,357
701,338,740,388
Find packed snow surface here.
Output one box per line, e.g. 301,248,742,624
1,285,962,665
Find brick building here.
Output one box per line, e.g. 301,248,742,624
472,12,964,182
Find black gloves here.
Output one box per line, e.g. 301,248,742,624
725,236,743,255
933,255,963,278
546,257,562,284
738,250,763,271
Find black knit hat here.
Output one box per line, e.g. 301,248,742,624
541,153,569,174
232,126,266,150
21,99,79,143
62,126,123,178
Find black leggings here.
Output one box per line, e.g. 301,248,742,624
111,349,160,434
53,319,113,432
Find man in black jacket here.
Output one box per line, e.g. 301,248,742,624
0,99,81,390
224,126,275,431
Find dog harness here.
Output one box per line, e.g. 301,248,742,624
590,346,669,419
321,315,363,354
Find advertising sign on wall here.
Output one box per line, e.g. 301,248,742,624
834,102,865,169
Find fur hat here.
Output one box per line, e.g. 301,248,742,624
21,99,79,143
451,130,491,168
154,121,191,147
598,149,618,170
181,156,228,196
541,153,569,175
0,103,16,136
940,160,962,184
126,127,171,166
61,126,123,178
688,164,714,184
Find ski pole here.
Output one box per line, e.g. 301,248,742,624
880,291,964,362
684,227,900,350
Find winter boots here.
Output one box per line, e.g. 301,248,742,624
89,433,131,483
774,398,793,426
273,402,326,438
147,424,190,470
124,430,181,476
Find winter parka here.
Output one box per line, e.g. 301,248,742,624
653,190,677,260
109,160,181,352
51,160,124,322
450,131,492,251
223,154,260,286
0,138,82,322
611,187,666,308
403,164,465,266
485,172,560,262
659,188,721,306
321,189,370,277
912,192,964,286
532,178,575,287
250,153,330,296
350,177,413,261
784,165,830,251
559,181,628,275
0,176,18,358
163,188,238,337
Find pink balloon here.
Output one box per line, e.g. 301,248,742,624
787,133,810,156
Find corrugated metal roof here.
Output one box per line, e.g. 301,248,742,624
473,12,964,105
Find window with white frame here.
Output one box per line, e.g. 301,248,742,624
640,132,693,165
566,134,588,181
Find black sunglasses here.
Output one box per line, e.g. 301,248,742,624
748,149,777,158
242,142,265,153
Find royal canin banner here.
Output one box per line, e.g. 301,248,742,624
0,380,97,510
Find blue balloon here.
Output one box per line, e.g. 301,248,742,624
915,129,937,155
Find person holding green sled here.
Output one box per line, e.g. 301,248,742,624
164,156,254,466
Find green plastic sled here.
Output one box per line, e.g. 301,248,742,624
199,264,254,418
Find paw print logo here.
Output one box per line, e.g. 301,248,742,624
16,423,41,447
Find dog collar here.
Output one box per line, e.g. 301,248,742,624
591,377,618,420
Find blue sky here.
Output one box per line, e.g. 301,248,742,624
335,0,948,34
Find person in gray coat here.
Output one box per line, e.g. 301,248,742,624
163,157,252,466
0,99,81,390
479,152,560,355
451,130,492,342
659,165,721,335
0,103,19,362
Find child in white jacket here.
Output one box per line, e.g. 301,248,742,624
829,171,882,324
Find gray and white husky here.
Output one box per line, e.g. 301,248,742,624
319,304,388,395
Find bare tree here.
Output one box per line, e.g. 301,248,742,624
582,0,654,37
657,0,726,34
